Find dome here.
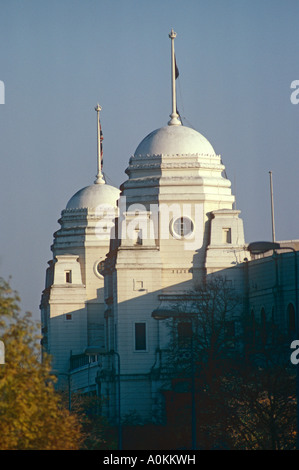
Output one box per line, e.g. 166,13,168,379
134,125,216,157
66,183,120,210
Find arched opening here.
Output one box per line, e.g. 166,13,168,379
287,303,296,339
249,309,256,350
271,306,276,343
260,308,267,345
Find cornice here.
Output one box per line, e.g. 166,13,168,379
131,152,221,160
126,161,225,172
122,175,231,188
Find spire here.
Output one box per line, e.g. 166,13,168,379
94,104,105,184
168,29,181,126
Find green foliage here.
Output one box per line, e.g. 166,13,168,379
0,277,21,327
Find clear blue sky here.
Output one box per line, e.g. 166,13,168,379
0,0,298,320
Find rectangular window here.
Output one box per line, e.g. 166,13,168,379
222,228,232,244
65,313,72,321
134,280,143,290
135,322,146,351
65,270,72,283
177,321,192,346
225,320,236,347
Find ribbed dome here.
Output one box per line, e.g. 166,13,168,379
134,125,216,157
66,183,120,210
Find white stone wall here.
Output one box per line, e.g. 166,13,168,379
41,205,118,381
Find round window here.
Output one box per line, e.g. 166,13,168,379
171,217,194,239
93,260,106,279
97,260,106,275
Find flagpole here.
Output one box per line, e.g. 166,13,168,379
168,29,181,126
94,104,105,184
269,170,275,242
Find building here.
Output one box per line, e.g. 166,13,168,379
40,105,120,384
246,240,299,344
40,31,298,443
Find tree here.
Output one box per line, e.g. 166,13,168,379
164,277,241,376
159,276,297,449
224,325,296,450
160,276,242,449
0,277,83,450
68,393,117,450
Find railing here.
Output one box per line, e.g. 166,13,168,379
70,353,90,370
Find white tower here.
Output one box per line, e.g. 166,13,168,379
100,30,248,422
40,107,120,382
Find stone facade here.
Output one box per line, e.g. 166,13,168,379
40,113,299,425
40,43,298,428
40,184,120,387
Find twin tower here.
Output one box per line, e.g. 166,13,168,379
40,31,248,422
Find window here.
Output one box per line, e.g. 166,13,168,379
249,310,256,348
65,270,72,283
288,303,296,339
97,261,105,276
177,321,192,346
65,313,72,321
135,281,143,290
225,321,236,347
225,320,235,337
172,217,194,239
271,306,276,343
260,308,267,345
134,323,147,351
222,228,232,244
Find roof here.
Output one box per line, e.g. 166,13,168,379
134,124,216,157
65,182,120,210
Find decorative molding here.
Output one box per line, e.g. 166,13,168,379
123,175,232,187
127,161,225,171
131,152,221,159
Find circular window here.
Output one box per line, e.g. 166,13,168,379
171,217,194,239
97,260,105,275
94,260,106,279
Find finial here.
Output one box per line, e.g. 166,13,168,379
94,104,105,184
168,29,181,126
169,28,177,40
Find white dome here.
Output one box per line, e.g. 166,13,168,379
134,125,216,157
66,183,120,210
